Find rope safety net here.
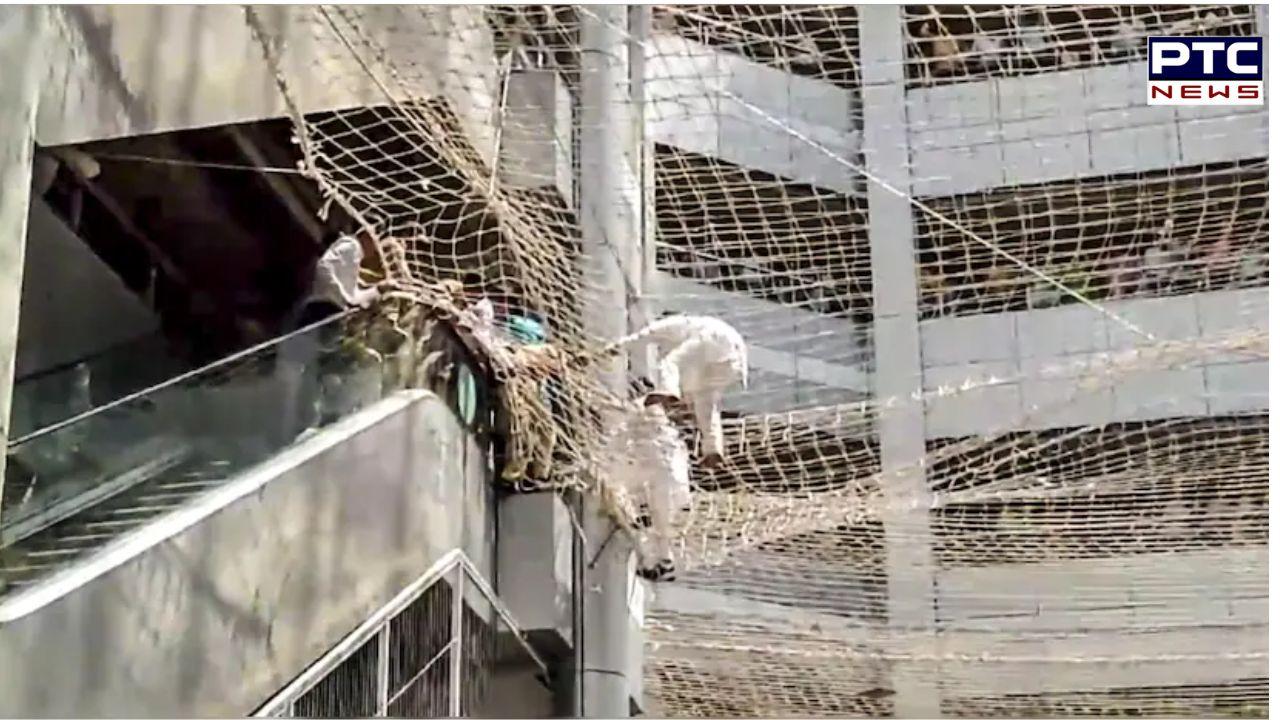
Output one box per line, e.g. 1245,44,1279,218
250,4,1268,716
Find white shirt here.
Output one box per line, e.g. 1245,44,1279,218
307,236,377,308
615,315,749,389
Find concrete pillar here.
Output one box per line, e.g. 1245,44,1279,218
1259,6,1269,73
0,7,48,526
857,6,941,717
626,8,654,715
496,491,574,655
498,67,573,202
631,4,657,353
578,5,642,718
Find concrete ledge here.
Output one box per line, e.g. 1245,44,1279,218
0,391,492,716
651,547,1264,696
647,32,857,193
496,491,574,660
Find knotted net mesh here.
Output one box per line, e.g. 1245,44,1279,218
249,4,1268,716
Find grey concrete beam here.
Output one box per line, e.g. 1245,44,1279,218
651,583,1265,697
747,344,868,394
650,584,864,635
935,625,1266,697
906,63,1267,198
645,31,858,194
935,547,1267,632
917,288,1268,436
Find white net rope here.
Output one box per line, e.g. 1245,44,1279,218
249,5,1268,717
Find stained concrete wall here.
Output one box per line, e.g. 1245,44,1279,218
499,68,573,202
0,7,52,513
0,391,496,717
36,5,499,168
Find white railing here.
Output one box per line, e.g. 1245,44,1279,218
255,548,548,718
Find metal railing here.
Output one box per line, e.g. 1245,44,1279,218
255,549,548,719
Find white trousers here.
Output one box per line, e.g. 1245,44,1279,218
606,403,691,569
624,437,690,568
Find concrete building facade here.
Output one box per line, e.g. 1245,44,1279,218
641,4,1267,716
0,6,621,717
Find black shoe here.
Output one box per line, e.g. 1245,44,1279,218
632,507,653,529
638,559,676,582
698,452,725,470
642,392,680,408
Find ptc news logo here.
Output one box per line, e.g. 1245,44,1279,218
1148,36,1264,106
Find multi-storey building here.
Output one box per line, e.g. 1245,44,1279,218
642,4,1267,717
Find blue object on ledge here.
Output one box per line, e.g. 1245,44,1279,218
507,314,547,345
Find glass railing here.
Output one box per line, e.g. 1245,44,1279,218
8,331,184,442
1,307,396,544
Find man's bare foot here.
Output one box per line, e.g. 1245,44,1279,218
698,452,725,470
643,392,680,408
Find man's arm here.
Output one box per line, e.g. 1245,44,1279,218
569,315,692,369
350,286,380,308
466,298,496,327
605,315,688,355
325,239,379,307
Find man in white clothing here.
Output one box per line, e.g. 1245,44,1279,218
306,234,381,314
441,278,497,341
279,233,381,441
603,378,692,582
602,312,748,469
